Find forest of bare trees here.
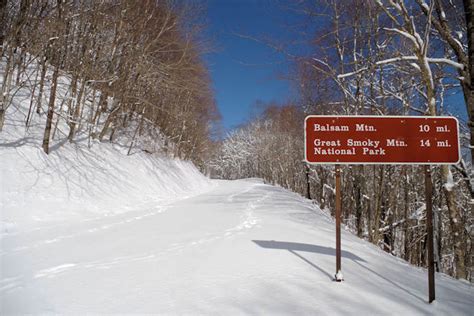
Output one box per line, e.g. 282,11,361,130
210,0,473,282
1,0,219,166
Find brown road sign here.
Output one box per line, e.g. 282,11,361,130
305,116,460,165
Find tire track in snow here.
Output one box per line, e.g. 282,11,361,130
13,184,274,283
188,184,272,245
0,276,23,293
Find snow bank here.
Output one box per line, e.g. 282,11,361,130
0,86,213,234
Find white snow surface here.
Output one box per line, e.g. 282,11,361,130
2,177,474,314
1,83,474,315
0,104,213,234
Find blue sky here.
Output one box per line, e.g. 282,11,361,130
204,0,298,132
203,0,468,135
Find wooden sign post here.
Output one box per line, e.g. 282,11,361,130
424,166,435,303
335,164,342,281
304,116,460,301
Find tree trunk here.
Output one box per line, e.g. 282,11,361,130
26,63,40,128
463,0,474,163
42,65,59,154
68,79,85,141
417,13,467,279
442,166,467,279
0,0,6,56
372,166,385,244
305,164,311,200
36,55,47,114
403,167,410,261
0,46,14,131
355,165,363,237
0,108,4,131
99,104,120,141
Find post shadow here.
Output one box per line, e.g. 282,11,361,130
253,240,366,281
253,240,425,303
352,260,425,303
288,249,333,281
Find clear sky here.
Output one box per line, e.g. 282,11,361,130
203,0,468,134
204,0,298,133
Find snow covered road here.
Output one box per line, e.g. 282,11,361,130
1,179,473,314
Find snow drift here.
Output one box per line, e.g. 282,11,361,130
0,91,213,234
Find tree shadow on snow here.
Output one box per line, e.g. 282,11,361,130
0,137,36,148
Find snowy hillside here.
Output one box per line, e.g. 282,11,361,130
0,89,213,233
